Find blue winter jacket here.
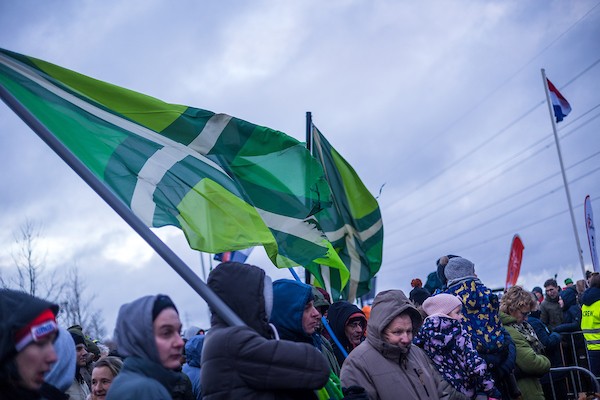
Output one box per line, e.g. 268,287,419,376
183,335,205,400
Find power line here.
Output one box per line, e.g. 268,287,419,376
384,195,600,276
385,4,600,203
385,105,600,236
391,151,600,245
388,166,600,259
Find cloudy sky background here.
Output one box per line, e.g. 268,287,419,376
1,0,599,337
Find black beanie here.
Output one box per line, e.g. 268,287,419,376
69,329,86,346
152,295,178,321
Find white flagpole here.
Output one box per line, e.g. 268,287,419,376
541,68,586,277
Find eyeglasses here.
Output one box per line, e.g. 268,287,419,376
347,321,364,329
520,310,531,317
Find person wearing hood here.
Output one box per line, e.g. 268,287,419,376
106,294,186,399
270,279,341,376
327,301,367,366
0,288,59,400
40,327,76,400
340,290,468,400
182,334,205,400
552,284,582,333
581,273,600,376
200,262,329,399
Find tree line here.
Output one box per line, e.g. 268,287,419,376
0,220,106,339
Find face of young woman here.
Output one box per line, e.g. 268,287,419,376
91,366,114,400
153,308,184,369
15,334,57,391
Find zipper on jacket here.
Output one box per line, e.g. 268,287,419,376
414,368,430,398
400,360,424,400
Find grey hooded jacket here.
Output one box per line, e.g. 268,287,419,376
106,295,184,400
340,290,468,400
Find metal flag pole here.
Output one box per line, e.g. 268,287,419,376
305,111,313,285
541,68,586,277
0,84,245,327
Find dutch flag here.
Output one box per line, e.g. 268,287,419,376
547,78,572,123
213,247,253,263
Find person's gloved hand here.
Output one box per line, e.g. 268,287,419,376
497,331,516,377
342,385,368,400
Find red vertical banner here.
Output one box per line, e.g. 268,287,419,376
505,234,525,291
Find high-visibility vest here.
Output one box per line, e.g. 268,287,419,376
581,300,600,351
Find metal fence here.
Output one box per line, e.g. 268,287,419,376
542,331,599,400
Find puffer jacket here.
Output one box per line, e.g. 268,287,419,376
200,262,329,400
341,289,468,400
182,335,205,400
413,315,497,398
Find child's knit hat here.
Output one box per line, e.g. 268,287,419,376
422,293,462,317
444,257,475,282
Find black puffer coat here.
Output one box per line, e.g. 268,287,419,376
200,262,329,400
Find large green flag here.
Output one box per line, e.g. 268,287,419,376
308,124,383,301
0,48,348,282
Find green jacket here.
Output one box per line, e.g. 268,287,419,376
500,312,550,400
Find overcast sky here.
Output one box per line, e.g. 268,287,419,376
1,0,599,338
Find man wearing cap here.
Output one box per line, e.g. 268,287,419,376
327,301,367,366
0,288,59,399
106,294,187,399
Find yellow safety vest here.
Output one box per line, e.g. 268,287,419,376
581,300,600,351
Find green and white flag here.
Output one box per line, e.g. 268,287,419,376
309,124,383,301
0,48,348,282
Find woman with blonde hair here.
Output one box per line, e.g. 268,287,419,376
499,286,550,399
90,356,123,400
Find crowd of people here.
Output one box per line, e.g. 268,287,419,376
1,257,599,399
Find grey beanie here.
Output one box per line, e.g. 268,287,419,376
444,257,476,282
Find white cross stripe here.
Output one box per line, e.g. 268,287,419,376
131,146,187,224
0,53,231,216
188,114,232,154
